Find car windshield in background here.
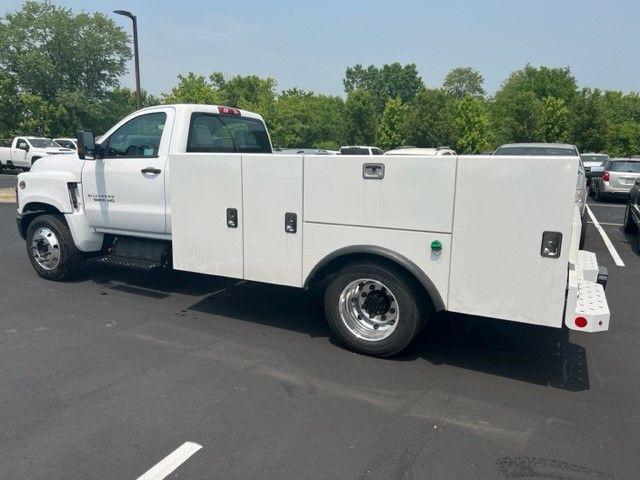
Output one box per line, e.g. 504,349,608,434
187,113,272,154
609,161,640,173
495,146,577,156
582,154,608,164
29,138,59,148
341,147,370,155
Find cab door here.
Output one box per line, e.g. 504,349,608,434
12,138,29,167
82,108,174,235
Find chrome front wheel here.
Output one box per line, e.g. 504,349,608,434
30,226,61,271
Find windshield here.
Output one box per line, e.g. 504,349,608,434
582,154,608,164
187,113,272,153
341,147,370,155
608,161,640,173
494,146,577,156
28,138,60,148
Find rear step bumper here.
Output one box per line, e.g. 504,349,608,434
564,250,610,332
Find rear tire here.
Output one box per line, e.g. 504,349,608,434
26,214,82,281
624,204,638,234
324,260,427,357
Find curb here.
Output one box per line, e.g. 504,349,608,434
0,187,15,204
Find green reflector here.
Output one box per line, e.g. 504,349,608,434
431,240,442,252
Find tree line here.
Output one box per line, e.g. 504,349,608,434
2,1,640,156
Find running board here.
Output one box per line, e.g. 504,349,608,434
97,255,161,271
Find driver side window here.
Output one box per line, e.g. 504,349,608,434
103,112,167,158
17,139,28,150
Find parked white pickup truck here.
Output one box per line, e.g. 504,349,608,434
15,104,611,357
0,136,75,171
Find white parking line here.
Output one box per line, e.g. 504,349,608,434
587,203,626,208
587,221,623,227
586,205,625,267
136,442,202,480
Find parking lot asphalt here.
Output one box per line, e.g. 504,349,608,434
0,172,18,189
1,193,639,479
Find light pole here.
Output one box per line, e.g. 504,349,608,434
114,10,141,110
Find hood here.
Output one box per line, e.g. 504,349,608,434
44,148,75,154
29,154,85,182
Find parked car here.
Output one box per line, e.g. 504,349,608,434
384,147,456,156
581,153,609,183
591,158,640,201
623,177,640,250
494,143,588,248
53,138,78,150
0,136,75,171
339,146,384,155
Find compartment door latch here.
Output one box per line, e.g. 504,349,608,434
540,231,562,258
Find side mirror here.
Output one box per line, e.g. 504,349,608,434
635,178,640,186
76,130,95,160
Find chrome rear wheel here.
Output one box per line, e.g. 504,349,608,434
339,278,400,341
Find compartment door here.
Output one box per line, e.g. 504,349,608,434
242,154,303,287
169,153,243,279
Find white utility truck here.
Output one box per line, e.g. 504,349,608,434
15,104,610,357
0,137,75,170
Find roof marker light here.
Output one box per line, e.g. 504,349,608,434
218,106,241,115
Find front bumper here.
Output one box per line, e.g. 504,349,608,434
601,183,632,195
564,250,610,332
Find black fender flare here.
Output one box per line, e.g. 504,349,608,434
303,245,445,312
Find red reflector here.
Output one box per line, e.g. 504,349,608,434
602,171,610,182
218,106,241,115
575,316,587,328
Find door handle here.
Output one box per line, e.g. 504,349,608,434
141,167,161,175
363,163,385,179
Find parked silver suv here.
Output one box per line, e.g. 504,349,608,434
591,158,640,201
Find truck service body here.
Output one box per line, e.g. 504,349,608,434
15,104,611,356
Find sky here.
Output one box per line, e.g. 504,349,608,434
2,0,640,97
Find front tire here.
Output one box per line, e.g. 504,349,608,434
324,260,427,357
26,214,82,281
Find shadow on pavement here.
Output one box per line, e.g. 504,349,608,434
187,279,589,392
81,261,239,297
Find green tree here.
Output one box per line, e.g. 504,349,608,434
0,70,20,136
343,89,377,145
606,120,640,157
443,67,485,99
453,96,493,153
378,97,408,150
162,73,220,104
0,1,131,98
211,72,277,114
403,89,456,148
573,89,610,153
492,65,579,144
539,96,571,143
344,63,423,114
